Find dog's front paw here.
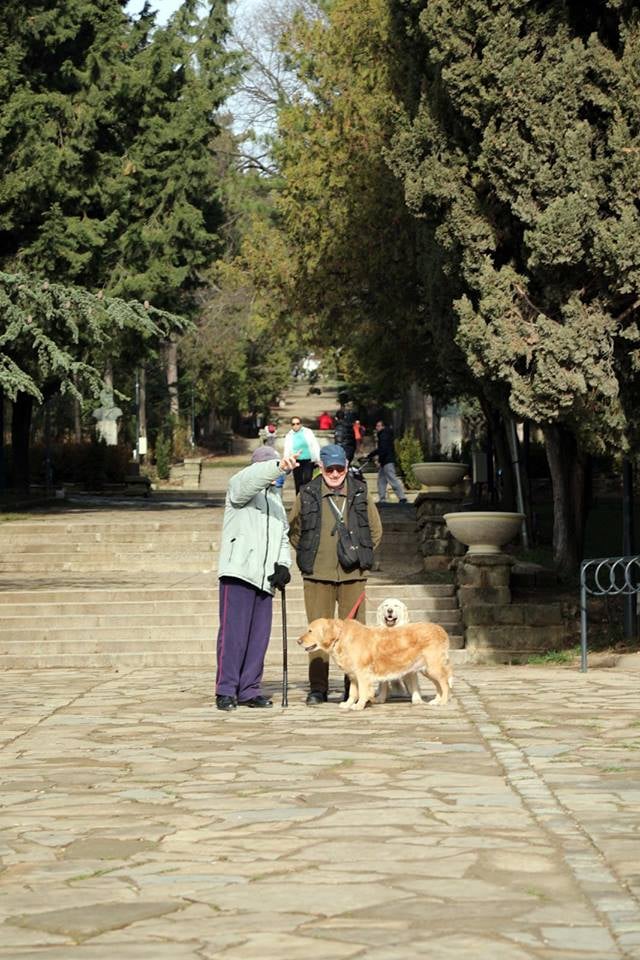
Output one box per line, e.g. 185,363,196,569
411,695,425,705
350,701,367,711
339,700,352,710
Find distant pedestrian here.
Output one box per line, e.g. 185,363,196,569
259,423,278,446
334,409,356,463
353,419,364,452
370,419,408,504
283,417,321,493
215,446,297,712
318,411,334,431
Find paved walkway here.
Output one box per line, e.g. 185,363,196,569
2,661,640,959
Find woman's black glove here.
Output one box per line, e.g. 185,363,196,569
268,563,291,591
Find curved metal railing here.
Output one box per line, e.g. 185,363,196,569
580,555,640,671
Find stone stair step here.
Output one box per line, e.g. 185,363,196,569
0,561,216,573
0,587,213,605
0,600,216,616
0,647,468,669
4,543,217,555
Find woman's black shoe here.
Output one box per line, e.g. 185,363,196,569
238,695,273,708
216,695,237,711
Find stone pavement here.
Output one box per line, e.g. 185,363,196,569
1,661,640,959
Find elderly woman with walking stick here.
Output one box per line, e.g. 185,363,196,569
215,446,297,712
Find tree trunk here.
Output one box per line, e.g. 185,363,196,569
0,390,5,492
543,423,588,574
11,392,34,491
481,401,516,510
138,365,147,442
165,338,179,420
73,396,82,442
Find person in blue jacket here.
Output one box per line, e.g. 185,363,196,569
215,446,297,711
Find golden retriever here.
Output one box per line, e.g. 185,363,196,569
297,618,453,711
375,597,423,705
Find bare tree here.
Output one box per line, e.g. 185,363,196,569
227,0,322,172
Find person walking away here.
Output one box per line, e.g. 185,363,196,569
284,416,321,493
370,419,408,504
215,446,297,711
288,444,383,705
334,409,356,463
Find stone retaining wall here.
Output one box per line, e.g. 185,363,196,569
463,602,567,663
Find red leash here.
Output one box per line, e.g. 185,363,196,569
346,590,365,621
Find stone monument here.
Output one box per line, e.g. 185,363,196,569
92,389,122,446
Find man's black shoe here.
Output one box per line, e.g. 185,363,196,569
216,695,237,712
238,695,273,708
306,691,327,706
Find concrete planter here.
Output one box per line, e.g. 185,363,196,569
444,511,524,555
412,462,468,493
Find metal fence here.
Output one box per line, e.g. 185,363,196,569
579,555,640,671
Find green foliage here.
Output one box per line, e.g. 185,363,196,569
0,1,236,310
395,429,424,488
0,270,188,402
236,0,428,402
155,432,172,480
527,650,576,665
387,0,640,454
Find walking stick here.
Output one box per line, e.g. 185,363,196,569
281,585,288,707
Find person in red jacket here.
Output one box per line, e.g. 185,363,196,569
318,411,334,430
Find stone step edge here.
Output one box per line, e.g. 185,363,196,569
0,649,468,668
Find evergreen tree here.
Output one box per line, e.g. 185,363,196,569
0,1,236,483
387,0,640,570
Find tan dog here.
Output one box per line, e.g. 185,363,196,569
375,597,423,704
297,618,453,711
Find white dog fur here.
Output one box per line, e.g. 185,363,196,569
375,597,424,705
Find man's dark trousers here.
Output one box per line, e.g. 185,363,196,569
216,577,273,700
293,459,315,493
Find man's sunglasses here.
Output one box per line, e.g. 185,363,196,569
324,465,346,475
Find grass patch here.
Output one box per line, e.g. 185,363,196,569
0,513,30,523
527,648,577,665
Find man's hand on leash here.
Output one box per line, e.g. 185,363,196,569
269,563,291,591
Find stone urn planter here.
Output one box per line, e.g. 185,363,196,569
412,462,469,493
443,511,524,555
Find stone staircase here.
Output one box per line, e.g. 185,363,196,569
0,498,462,668
0,380,464,670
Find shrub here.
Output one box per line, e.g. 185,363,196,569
155,432,171,480
396,429,424,489
29,441,131,487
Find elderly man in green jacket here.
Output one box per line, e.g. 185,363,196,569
216,446,297,712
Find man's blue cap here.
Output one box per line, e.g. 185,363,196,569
320,444,347,468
